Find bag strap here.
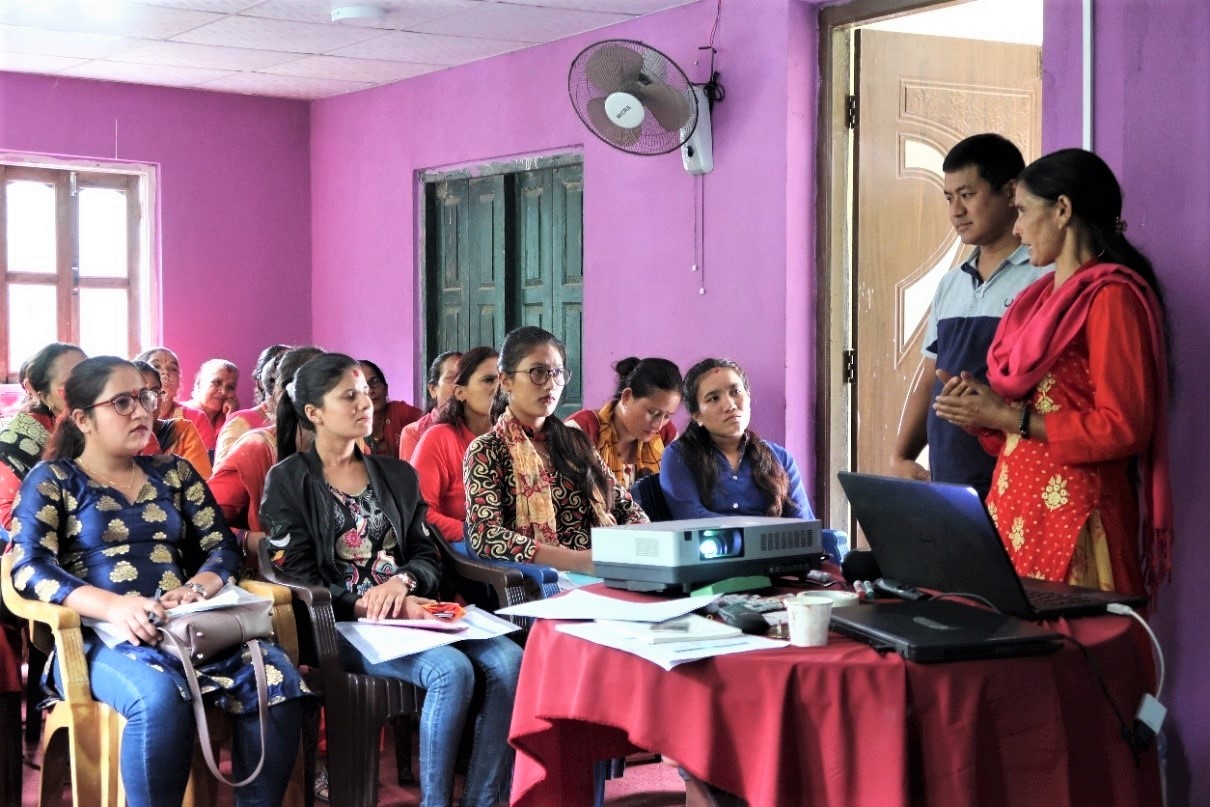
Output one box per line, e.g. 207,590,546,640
159,633,270,787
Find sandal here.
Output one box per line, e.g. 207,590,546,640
313,764,330,803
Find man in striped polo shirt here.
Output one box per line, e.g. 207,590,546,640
892,134,1052,499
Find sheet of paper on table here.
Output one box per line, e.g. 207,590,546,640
336,606,520,664
497,588,720,622
557,621,786,670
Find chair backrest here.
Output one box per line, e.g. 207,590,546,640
629,473,672,522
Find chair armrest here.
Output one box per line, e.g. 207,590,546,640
256,539,345,682
240,578,301,667
430,532,540,611
0,555,92,704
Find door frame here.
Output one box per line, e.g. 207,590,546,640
814,0,970,534
414,151,582,404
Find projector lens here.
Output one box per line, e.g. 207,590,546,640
697,528,744,561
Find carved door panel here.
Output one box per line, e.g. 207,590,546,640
852,29,1040,477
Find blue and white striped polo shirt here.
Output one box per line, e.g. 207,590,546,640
923,244,1051,496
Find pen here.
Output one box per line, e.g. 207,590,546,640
147,588,164,626
669,640,749,654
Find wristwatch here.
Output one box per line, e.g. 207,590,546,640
395,571,418,595
184,582,208,599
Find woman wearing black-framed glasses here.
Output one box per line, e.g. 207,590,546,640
9,356,309,806
464,326,648,573
132,360,213,478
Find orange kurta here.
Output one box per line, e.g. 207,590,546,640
981,284,1156,597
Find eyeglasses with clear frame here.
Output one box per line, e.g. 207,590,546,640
82,388,161,417
512,365,573,386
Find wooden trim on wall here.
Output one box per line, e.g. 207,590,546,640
814,0,959,531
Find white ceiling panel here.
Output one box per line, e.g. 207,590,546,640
245,0,480,29
0,0,697,99
114,40,300,70
261,54,444,83
62,59,237,87
0,51,87,73
411,4,631,44
0,24,144,60
486,0,693,15
329,29,526,65
200,70,371,99
171,14,384,53
0,0,221,39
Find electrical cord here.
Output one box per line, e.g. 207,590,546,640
929,592,1000,611
1107,603,1164,698
1059,633,1142,764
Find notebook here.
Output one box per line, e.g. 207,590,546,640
829,598,1062,662
837,472,1147,619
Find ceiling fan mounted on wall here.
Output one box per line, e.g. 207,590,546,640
568,39,718,175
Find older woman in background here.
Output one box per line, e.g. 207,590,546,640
183,358,239,456
399,351,462,463
214,344,288,465
359,359,422,458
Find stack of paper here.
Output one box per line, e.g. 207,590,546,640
594,615,741,644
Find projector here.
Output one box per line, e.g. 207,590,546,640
592,516,823,593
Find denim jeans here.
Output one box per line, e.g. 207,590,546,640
339,634,523,807
82,641,303,807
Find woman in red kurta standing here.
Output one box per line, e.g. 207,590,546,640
933,148,1173,600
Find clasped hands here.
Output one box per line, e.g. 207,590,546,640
932,369,1019,434
356,576,436,621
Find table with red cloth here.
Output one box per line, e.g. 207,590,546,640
509,591,1161,807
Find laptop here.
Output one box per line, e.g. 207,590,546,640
828,598,1063,662
837,472,1147,619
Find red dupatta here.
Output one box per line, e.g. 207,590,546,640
986,261,1173,597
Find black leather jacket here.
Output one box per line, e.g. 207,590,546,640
260,445,442,621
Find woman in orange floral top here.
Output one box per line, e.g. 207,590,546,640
934,149,1172,599
464,327,647,573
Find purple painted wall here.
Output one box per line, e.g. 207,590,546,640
310,0,815,465
0,72,312,400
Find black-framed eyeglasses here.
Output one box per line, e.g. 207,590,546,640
366,376,386,389
512,366,572,386
83,388,161,417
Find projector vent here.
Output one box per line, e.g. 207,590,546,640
760,529,810,552
634,537,662,558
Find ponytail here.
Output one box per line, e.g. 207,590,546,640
269,345,326,460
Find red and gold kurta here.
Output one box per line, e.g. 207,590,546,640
981,283,1157,597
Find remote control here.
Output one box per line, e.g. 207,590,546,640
714,603,770,634
873,578,930,601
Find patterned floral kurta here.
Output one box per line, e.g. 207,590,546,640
10,454,309,714
464,431,648,563
981,284,1156,597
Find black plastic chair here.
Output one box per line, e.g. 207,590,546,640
630,473,672,522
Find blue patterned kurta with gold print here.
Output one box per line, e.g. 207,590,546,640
10,454,309,714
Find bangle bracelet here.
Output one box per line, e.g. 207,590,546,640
1018,407,1031,438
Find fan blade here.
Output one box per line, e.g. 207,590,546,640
635,81,693,132
587,97,642,149
584,44,644,93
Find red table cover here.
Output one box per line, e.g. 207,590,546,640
509,600,1161,807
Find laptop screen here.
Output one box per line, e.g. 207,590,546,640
837,472,1034,614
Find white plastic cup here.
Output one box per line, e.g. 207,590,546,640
786,594,833,647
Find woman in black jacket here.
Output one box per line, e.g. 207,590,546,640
260,353,521,807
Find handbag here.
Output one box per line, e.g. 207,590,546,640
157,600,275,787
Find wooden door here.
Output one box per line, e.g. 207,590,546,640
425,175,507,364
512,164,584,418
852,30,1040,477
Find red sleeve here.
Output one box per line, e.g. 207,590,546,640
659,420,678,443
0,463,20,530
1044,284,1158,464
412,427,468,542
566,409,600,442
208,458,251,529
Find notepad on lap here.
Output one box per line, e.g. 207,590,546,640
594,614,741,644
